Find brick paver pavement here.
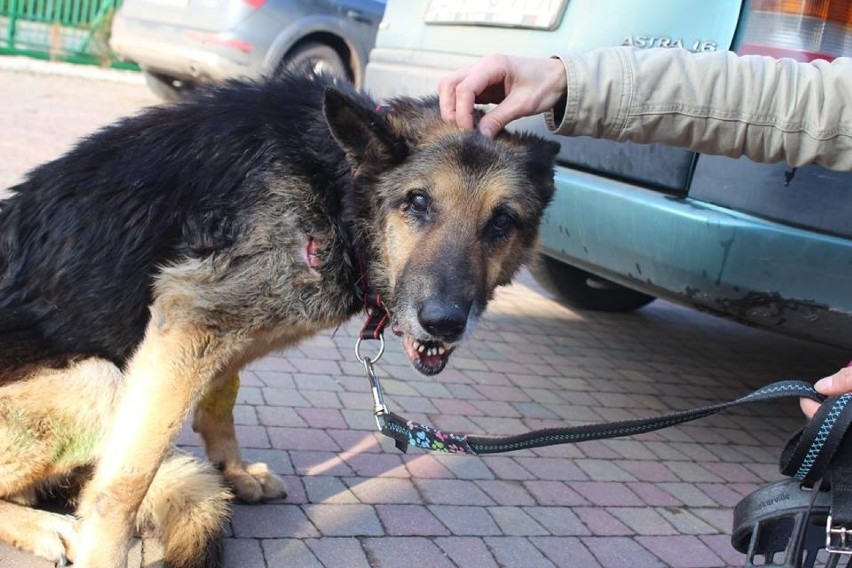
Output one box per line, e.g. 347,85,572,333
1,58,847,567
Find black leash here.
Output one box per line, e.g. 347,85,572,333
355,328,829,455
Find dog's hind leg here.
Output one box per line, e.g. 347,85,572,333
193,372,286,502
136,452,232,568
73,308,229,568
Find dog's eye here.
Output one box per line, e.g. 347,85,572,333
407,192,430,214
492,212,511,232
487,209,515,238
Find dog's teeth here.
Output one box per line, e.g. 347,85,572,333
417,343,425,353
428,347,436,356
438,346,446,355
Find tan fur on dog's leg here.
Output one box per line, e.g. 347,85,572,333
0,501,77,564
74,312,225,568
194,373,286,502
135,453,231,568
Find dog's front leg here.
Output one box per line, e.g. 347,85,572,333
73,310,223,568
194,372,287,502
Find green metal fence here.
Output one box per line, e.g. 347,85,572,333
0,0,136,68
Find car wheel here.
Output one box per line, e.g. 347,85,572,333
530,254,656,312
282,42,349,81
143,71,193,102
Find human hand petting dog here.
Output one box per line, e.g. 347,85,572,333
438,54,567,138
800,363,852,418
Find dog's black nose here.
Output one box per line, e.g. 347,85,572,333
418,300,468,342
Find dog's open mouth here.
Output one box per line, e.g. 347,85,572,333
400,334,456,376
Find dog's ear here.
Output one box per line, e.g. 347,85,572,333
323,89,408,170
520,136,560,205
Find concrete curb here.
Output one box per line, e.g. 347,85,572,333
0,55,144,85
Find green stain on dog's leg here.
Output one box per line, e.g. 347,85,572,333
198,373,240,421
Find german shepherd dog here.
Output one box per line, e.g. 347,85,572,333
0,72,558,567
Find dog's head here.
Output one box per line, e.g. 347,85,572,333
324,89,558,375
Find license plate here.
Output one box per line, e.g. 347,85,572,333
424,0,568,30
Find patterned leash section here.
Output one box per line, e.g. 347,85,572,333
373,380,823,455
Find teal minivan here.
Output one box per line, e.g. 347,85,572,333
364,0,852,350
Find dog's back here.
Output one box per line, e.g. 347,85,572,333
0,74,362,370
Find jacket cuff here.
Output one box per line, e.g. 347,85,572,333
544,56,572,132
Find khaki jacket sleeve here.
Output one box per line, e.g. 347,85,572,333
546,48,852,172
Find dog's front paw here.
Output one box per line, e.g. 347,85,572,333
224,462,286,503
28,511,77,566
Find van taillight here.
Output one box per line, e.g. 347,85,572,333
241,0,266,8
736,0,852,61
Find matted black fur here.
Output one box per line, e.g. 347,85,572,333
0,74,369,373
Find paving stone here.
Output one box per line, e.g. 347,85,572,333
267,427,340,452
303,476,359,504
289,450,354,477
574,459,638,482
296,407,348,429
376,504,451,536
515,457,589,481
256,406,308,428
573,507,632,536
433,454,495,480
345,477,420,504
362,537,455,568
223,539,266,568
404,454,455,478
475,479,537,506
656,482,719,507
607,507,678,536
242,447,296,475
523,507,591,536
341,452,408,478
415,479,496,506
261,539,322,567
636,535,725,567
664,461,725,483
485,536,556,568
429,505,502,535
326,429,382,453
481,456,536,480
656,507,719,535
627,482,685,507
699,534,748,567
583,536,665,567
231,504,319,538
529,536,601,568
305,537,371,568
434,537,499,568
524,480,589,506
303,504,384,536
617,460,681,482
488,506,550,536
566,482,644,507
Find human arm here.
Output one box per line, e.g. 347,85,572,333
439,48,852,171
550,47,852,171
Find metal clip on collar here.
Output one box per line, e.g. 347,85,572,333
354,335,387,422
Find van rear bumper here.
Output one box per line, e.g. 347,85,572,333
544,167,852,348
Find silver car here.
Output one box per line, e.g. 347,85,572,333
110,0,386,100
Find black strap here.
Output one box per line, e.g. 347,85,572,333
780,393,852,485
